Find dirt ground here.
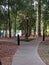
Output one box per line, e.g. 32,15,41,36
0,41,18,65
38,40,49,65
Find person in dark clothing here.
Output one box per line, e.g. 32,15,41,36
17,34,20,45
0,61,2,65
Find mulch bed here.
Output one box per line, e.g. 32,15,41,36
0,41,18,57
38,40,49,65
41,40,49,45
0,41,18,65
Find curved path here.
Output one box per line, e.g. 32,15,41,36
12,38,46,65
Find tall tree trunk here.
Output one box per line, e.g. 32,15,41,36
5,30,7,37
38,0,41,36
43,26,45,41
0,30,1,37
44,23,47,36
34,24,36,36
14,16,16,37
8,0,11,38
28,29,32,36
4,22,7,37
21,30,24,36
3,30,4,37
43,22,46,41
43,21,47,41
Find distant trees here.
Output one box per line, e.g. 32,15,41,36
42,0,49,40
0,0,49,38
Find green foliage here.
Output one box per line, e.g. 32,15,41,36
1,0,49,36
42,1,49,23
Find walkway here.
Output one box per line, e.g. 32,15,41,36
12,38,46,65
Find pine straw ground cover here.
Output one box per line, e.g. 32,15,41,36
0,41,18,65
38,40,49,65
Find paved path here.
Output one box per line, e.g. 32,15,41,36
12,38,46,65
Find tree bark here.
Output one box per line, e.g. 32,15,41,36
14,16,16,37
34,26,36,36
43,22,47,41
8,0,11,38
38,0,41,36
21,30,24,36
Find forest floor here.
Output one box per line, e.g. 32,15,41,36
0,36,49,65
38,37,49,65
0,41,18,65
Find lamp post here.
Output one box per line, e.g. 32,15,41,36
25,15,29,41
